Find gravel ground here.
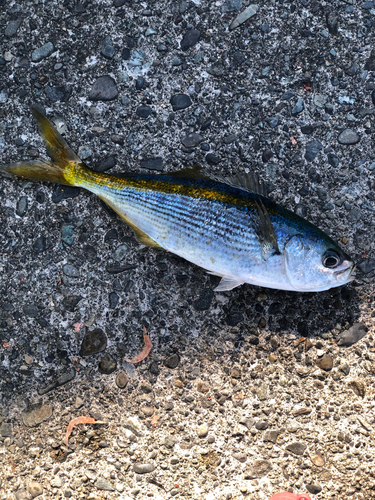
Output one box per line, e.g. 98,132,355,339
1,0,375,499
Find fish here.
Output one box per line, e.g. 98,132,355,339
269,494,312,500
2,106,356,293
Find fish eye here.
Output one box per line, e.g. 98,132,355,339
323,250,341,268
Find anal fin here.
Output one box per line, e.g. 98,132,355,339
214,276,244,292
98,196,162,248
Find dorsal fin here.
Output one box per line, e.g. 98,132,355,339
218,172,268,197
168,164,207,179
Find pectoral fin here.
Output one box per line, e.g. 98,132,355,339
214,276,244,292
254,198,280,259
98,196,162,248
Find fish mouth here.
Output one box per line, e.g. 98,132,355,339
335,262,356,282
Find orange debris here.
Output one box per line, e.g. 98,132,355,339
65,416,105,446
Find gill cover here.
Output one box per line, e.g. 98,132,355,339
283,234,313,291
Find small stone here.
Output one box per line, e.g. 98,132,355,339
170,94,192,111
99,353,117,374
233,452,247,462
95,155,116,172
133,463,155,474
63,264,79,278
345,63,359,77
327,153,339,167
33,235,46,253
50,477,62,487
292,98,304,115
316,354,333,371
197,424,208,438
255,421,268,430
313,94,328,108
358,259,375,274
310,451,325,467
62,295,81,312
286,442,306,455
348,379,366,398
193,289,214,310
181,132,203,148
109,292,119,309
207,62,225,77
31,42,55,62
16,196,28,217
52,186,80,203
306,484,322,495
22,403,53,427
80,328,107,356
116,371,128,388
164,353,180,369
61,224,75,246
206,153,221,165
338,129,360,145
23,304,38,318
229,4,259,30
95,478,114,491
78,146,93,160
257,382,268,401
101,35,115,59
88,76,118,101
305,140,323,162
337,323,368,346
180,29,201,50
244,459,272,479
5,17,22,37
45,86,72,102
140,157,163,171
264,429,279,443
1,422,12,437
28,481,43,498
286,420,300,434
136,105,152,118
135,76,145,90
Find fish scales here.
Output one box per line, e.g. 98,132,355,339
2,107,355,292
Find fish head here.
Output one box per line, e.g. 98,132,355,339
283,233,355,292
268,494,312,500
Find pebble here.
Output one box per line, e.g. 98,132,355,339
358,258,375,274
305,140,323,162
180,29,201,50
80,328,107,356
94,155,116,172
257,382,268,401
306,484,322,494
14,490,30,500
62,294,82,312
27,481,43,498
233,452,247,462
135,76,145,90
181,132,203,148
286,420,299,432
170,94,192,111
136,105,152,118
61,224,75,246
5,17,22,37
1,422,12,437
52,186,80,203
22,403,52,427
338,129,360,145
197,424,208,438
45,86,72,102
316,354,333,371
109,291,119,309
88,76,118,101
63,264,79,278
113,244,128,261
133,463,155,474
38,368,76,395
313,94,328,108
337,323,368,346
206,153,221,165
16,196,28,217
116,371,128,388
101,35,115,59
164,353,180,369
193,288,214,310
23,304,38,318
292,98,304,115
31,42,55,62
95,478,114,491
244,459,272,479
140,157,163,171
230,4,259,30
264,429,279,443
285,442,306,455
348,379,366,398
99,353,117,374
310,451,325,467
0,89,9,103
207,62,225,77
327,152,339,167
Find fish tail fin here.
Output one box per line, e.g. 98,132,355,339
3,105,84,186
